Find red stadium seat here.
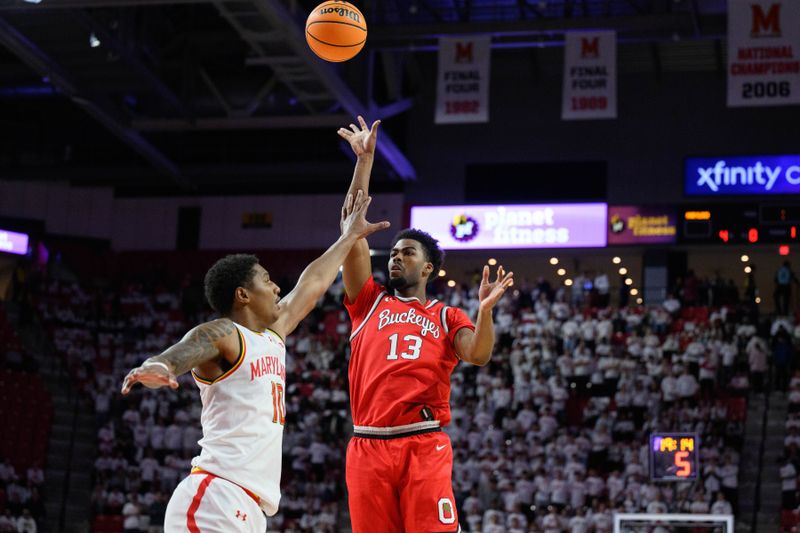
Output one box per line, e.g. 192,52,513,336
727,398,747,421
93,515,124,533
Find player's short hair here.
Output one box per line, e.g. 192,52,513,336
392,228,444,279
204,254,259,315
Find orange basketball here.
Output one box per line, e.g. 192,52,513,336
305,1,367,62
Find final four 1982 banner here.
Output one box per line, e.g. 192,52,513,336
435,36,491,124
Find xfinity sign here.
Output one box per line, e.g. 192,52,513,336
685,155,800,196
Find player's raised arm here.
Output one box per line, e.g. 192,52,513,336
454,265,514,366
272,190,389,338
337,116,381,302
121,318,238,394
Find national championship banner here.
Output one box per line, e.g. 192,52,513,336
409,203,608,250
435,36,491,124
727,0,800,107
562,31,617,120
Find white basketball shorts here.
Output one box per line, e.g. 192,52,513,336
164,472,266,533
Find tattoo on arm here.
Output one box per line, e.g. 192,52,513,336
149,319,236,376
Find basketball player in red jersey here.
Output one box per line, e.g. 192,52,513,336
338,117,514,533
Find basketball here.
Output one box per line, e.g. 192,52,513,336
305,1,367,62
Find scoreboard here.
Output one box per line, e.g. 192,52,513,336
650,433,699,481
680,203,800,245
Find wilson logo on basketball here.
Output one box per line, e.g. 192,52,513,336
319,5,361,23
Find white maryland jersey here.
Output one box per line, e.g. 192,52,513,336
190,322,287,516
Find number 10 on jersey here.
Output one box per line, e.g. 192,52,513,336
386,333,423,360
271,382,286,425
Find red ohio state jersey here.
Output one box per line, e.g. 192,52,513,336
345,276,475,428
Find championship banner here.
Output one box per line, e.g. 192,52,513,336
728,0,800,107
562,31,617,120
435,36,491,124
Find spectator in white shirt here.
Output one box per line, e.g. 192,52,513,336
15,510,36,533
663,294,681,314
710,492,733,515
646,491,668,514
661,370,679,406
676,367,700,399
568,507,590,533
122,494,141,533
746,336,769,393
689,491,710,514
781,459,798,509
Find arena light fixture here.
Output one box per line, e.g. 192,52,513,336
612,257,621,264
549,257,559,265
564,279,573,286
636,297,643,304
439,269,446,277
744,266,752,274
740,254,749,263
89,32,101,48
619,267,628,275
447,280,456,288
557,268,566,276
488,258,497,266
630,288,639,296
625,278,633,286
755,297,762,304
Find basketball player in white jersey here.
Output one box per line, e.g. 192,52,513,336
120,191,388,532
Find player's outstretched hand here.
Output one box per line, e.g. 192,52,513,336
121,362,179,395
337,115,380,157
341,190,390,240
478,265,514,311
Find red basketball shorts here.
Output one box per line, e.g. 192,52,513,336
346,431,460,533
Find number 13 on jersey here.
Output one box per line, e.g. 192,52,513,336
386,333,423,360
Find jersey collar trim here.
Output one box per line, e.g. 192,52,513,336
395,294,433,306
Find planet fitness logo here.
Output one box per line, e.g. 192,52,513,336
610,213,625,234
450,214,479,242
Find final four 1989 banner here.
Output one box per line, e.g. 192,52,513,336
728,0,800,107
562,31,617,120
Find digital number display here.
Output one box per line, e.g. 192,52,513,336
650,433,699,481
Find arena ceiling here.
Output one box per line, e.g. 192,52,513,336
0,0,728,193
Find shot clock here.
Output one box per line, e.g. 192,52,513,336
650,433,699,482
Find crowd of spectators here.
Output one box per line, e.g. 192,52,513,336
28,264,800,532
0,459,45,533
0,307,48,533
